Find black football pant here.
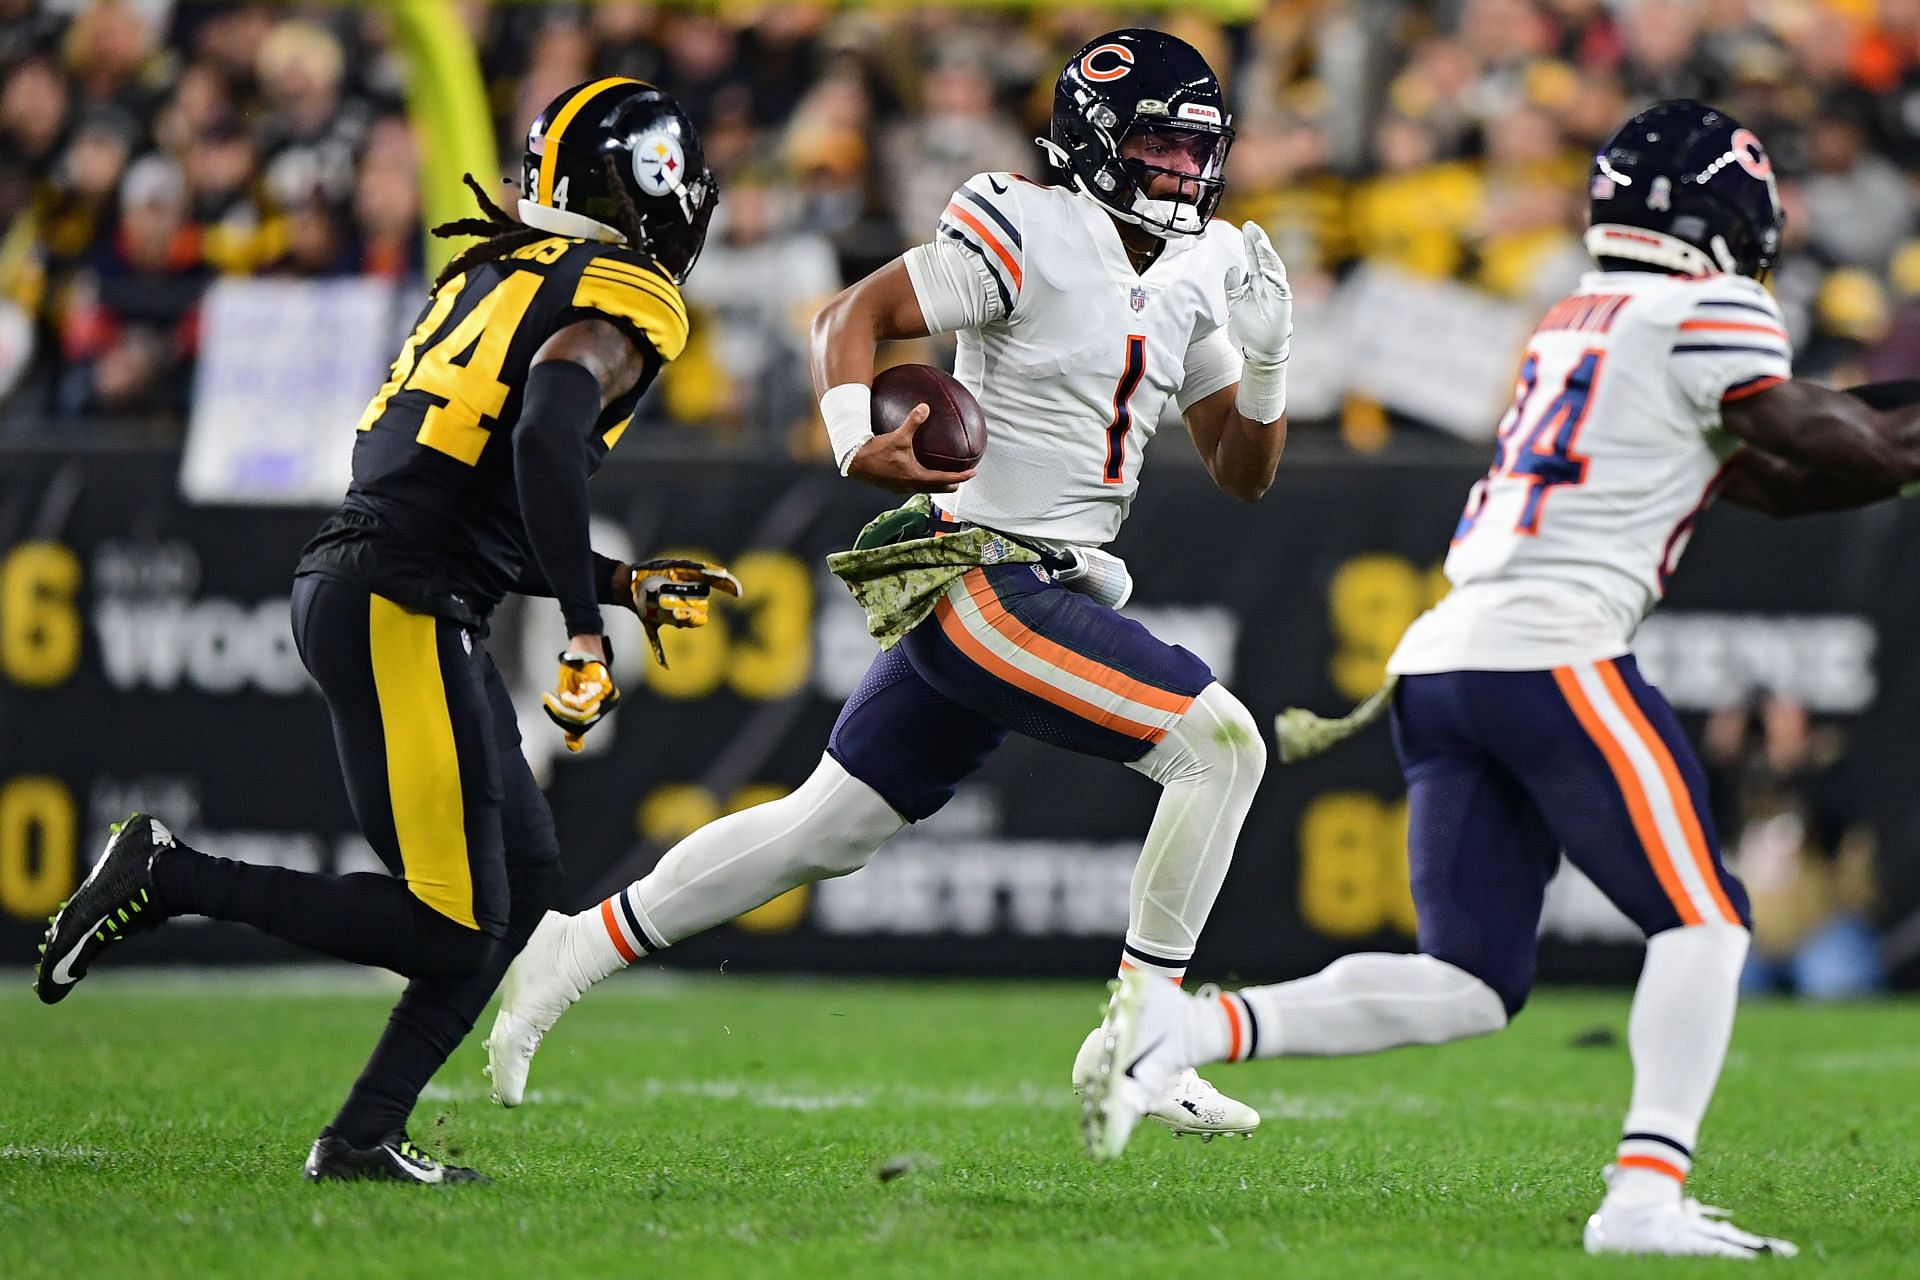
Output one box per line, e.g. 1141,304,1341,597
153,573,563,1144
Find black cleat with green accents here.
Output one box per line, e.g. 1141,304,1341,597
34,814,174,1005
303,1129,489,1185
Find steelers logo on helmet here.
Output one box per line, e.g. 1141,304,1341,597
633,131,686,197
515,78,719,284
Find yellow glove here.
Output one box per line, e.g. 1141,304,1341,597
541,649,620,752
622,558,743,667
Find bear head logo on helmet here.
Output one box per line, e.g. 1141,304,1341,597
1585,99,1784,280
1042,29,1236,239
519,78,718,284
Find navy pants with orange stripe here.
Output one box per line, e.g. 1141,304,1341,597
1392,655,1750,1015
829,565,1216,821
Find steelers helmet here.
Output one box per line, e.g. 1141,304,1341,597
1043,29,1235,238
519,78,718,284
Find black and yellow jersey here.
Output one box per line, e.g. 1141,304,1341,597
295,235,688,628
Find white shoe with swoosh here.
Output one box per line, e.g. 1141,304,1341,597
1080,968,1201,1160
1071,1025,1258,1139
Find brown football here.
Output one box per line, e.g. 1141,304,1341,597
870,364,987,472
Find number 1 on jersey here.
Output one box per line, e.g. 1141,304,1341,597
1104,335,1147,484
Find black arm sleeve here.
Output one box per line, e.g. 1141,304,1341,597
509,552,626,605
513,359,605,638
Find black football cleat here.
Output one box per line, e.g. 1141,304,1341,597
35,814,174,1005
303,1129,490,1185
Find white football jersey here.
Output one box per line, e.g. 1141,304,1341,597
1390,270,1792,674
903,172,1245,548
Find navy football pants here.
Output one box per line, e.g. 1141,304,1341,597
1392,656,1750,1015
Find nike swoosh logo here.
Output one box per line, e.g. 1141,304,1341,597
49,916,110,985
1124,1034,1166,1081
388,1146,444,1184
988,176,1008,195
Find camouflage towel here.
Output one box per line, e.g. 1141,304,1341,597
825,495,1039,648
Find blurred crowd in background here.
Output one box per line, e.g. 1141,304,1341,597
6,0,1920,455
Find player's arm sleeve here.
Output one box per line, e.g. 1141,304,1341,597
908,173,1025,331
512,360,605,637
568,254,692,364
509,552,627,606
1177,323,1244,413
1668,285,1794,429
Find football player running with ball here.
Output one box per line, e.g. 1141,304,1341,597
1085,102,1920,1255
34,80,735,1183
489,30,1293,1140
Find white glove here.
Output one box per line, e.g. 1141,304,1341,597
1224,221,1293,365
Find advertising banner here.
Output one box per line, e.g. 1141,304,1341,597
5,451,1919,984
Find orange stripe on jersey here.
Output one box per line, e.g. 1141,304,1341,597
933,592,1171,743
1678,319,1788,340
600,897,638,964
943,203,1023,288
960,570,1194,716
1618,1153,1687,1183
1594,661,1740,925
1721,375,1785,402
1552,667,1702,927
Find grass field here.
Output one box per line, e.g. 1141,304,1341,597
2,972,1916,1280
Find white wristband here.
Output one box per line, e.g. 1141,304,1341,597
822,383,873,476
1235,355,1288,425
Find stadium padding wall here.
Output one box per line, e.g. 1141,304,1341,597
5,449,1920,985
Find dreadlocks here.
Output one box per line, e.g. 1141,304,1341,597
429,161,653,293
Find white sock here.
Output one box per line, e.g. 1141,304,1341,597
569,754,905,985
1122,682,1265,979
1196,953,1508,1063
1609,923,1750,1204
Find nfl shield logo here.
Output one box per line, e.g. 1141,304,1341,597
1129,286,1148,313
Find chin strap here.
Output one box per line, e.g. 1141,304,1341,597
1583,224,1733,277
1037,135,1203,240
516,198,626,244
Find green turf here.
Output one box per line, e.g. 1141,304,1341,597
1,973,1915,1279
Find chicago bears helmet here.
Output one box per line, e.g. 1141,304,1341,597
519,78,718,283
1044,29,1235,238
1585,100,1783,279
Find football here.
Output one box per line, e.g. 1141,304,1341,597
870,364,987,472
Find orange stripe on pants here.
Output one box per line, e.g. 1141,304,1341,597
960,570,1195,716
933,593,1172,743
1551,667,1702,927
1593,661,1740,925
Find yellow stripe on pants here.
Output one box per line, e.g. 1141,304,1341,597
367,594,475,928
